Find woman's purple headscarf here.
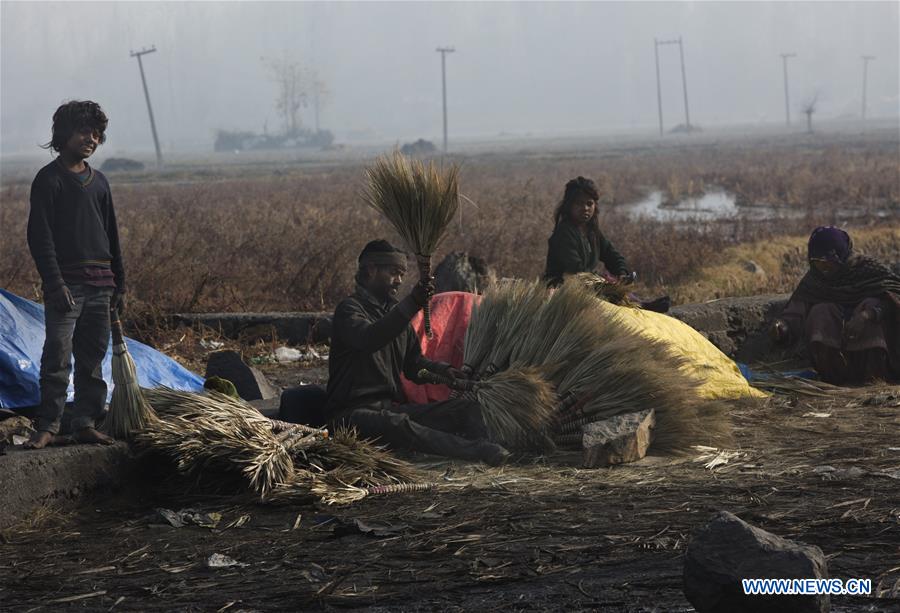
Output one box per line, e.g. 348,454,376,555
808,226,852,264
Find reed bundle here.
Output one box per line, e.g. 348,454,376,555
138,388,293,496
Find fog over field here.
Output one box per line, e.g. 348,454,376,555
1,1,898,155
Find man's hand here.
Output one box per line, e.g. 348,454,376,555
618,272,637,286
410,277,435,308
770,319,789,344
446,366,468,380
47,285,76,312
111,291,126,317
844,306,877,344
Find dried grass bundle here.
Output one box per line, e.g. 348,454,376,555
475,367,558,449
302,427,423,484
461,279,518,376
552,303,730,452
138,388,293,497
483,279,548,375
364,151,460,336
103,315,157,440
574,272,640,307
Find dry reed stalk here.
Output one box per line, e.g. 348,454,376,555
508,279,599,367
364,152,460,337
138,388,293,497
483,279,548,375
462,279,518,376
103,314,157,440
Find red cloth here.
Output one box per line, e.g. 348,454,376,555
401,291,481,404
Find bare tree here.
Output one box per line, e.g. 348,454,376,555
262,56,311,136
802,92,819,134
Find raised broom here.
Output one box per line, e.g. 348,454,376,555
103,307,156,440
364,152,460,337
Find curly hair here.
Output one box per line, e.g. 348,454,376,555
552,176,603,245
43,100,108,153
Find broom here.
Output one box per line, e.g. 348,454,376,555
364,152,460,337
418,366,557,450
102,309,156,440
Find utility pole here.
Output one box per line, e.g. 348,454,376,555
780,53,796,126
130,46,162,167
654,38,664,136
861,55,875,120
677,37,691,130
656,38,690,132
436,46,455,153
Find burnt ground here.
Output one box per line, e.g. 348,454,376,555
1,366,898,612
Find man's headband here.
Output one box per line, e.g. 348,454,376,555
359,251,408,270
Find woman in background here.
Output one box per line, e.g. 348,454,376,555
772,226,900,384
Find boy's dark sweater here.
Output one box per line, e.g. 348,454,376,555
543,219,628,285
27,159,125,293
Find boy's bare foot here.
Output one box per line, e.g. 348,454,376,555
23,430,54,449
72,428,115,445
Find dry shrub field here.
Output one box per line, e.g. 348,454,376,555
2,131,898,329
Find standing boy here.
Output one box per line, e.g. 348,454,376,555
25,100,125,448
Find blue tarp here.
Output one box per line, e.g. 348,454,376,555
0,288,204,410
738,362,818,382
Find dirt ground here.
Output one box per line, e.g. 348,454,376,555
1,366,899,612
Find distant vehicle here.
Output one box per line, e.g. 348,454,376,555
214,129,334,152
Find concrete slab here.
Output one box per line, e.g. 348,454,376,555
0,443,132,529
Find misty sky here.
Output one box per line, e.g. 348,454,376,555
2,1,898,155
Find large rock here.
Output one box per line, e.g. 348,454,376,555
433,252,495,294
582,409,656,468
684,511,829,613
205,350,279,401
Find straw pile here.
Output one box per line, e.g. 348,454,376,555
452,274,730,453
137,389,426,505
364,151,460,337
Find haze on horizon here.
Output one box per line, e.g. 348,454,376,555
2,1,898,157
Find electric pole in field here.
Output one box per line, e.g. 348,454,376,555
655,37,691,133
654,38,664,136
677,37,691,131
436,46,455,153
861,55,875,120
780,53,796,126
130,46,163,167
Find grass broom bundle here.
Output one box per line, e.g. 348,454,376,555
460,279,517,378
551,303,730,452
508,279,599,367
419,366,557,450
103,311,157,440
574,272,640,307
138,388,293,497
482,279,549,377
364,152,460,337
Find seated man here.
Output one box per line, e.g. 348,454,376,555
324,239,510,465
772,226,900,385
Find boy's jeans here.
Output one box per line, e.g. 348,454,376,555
35,284,113,434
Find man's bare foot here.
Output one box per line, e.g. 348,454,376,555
23,430,53,449
72,428,115,445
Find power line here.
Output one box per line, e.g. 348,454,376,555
436,47,455,153
780,53,797,127
129,46,163,167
